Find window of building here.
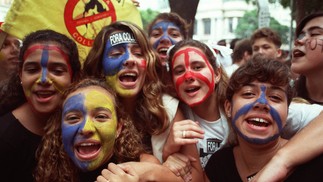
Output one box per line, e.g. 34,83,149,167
193,19,197,35
228,17,233,33
202,18,211,35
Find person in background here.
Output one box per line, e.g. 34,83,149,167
0,29,81,182
205,55,323,182
230,38,241,50
225,38,252,77
250,27,283,61
0,22,21,82
292,12,323,105
35,78,144,182
147,12,190,96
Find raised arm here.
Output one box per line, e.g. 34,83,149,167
253,111,323,181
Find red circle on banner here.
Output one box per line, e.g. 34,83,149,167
64,0,117,47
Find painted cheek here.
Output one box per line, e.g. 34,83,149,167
102,42,130,76
61,94,87,168
152,21,178,49
231,86,283,144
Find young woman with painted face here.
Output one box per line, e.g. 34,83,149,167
35,78,144,182
163,39,229,168
147,12,189,66
205,55,323,182
0,29,81,182
83,21,203,182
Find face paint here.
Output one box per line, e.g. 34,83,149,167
152,21,179,49
24,44,72,78
62,89,118,171
102,32,137,76
172,47,215,107
231,85,283,144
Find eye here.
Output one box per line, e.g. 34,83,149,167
173,66,185,75
24,64,40,74
108,47,125,58
95,113,110,122
150,30,161,38
64,113,82,124
169,30,181,38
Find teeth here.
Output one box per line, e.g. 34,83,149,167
122,73,137,77
79,143,96,147
250,118,268,123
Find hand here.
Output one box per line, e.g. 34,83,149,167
163,119,204,160
163,153,197,182
96,163,139,182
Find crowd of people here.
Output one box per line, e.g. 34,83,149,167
1,1,323,181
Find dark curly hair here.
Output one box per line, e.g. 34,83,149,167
35,78,145,182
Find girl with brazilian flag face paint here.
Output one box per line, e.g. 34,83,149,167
61,86,120,171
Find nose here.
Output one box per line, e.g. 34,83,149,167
294,33,307,46
184,71,194,82
159,34,171,44
123,59,136,68
253,101,270,112
80,117,95,136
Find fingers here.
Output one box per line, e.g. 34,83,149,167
163,153,193,181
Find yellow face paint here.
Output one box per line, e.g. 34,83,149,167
106,75,135,97
62,87,118,171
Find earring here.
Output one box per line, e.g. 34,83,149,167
227,113,231,117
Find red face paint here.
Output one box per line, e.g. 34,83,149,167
24,44,73,79
171,47,215,107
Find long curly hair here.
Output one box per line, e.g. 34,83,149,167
34,78,145,182
0,29,81,115
83,21,169,139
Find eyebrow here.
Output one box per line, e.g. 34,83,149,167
244,83,286,93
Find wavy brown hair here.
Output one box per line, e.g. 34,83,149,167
82,21,169,140
34,79,145,182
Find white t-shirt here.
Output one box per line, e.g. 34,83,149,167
151,94,179,163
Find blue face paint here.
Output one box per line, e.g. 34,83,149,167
61,93,89,171
40,46,49,83
231,85,283,144
152,21,179,49
102,32,136,76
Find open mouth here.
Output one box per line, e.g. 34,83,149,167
75,142,101,160
119,72,138,83
35,91,55,99
246,118,270,127
158,47,168,56
185,86,200,93
293,50,305,58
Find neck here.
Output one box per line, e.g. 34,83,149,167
234,137,287,182
12,103,49,135
191,92,220,121
305,76,323,103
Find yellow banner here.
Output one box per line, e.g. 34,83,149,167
1,0,143,63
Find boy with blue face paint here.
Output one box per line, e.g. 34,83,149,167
205,55,323,182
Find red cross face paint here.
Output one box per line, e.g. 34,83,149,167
21,43,72,114
171,47,215,107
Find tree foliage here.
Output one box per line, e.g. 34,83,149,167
235,10,290,44
140,8,160,32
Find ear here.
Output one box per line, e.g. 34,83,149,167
276,48,283,58
214,67,222,84
224,99,232,118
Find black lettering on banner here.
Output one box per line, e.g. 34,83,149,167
109,32,136,46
